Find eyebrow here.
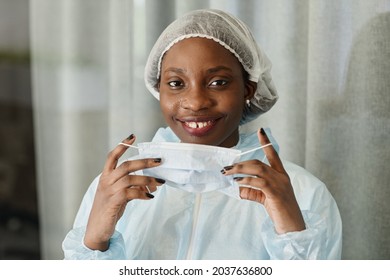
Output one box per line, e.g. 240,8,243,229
163,67,187,74
163,66,233,75
206,66,233,74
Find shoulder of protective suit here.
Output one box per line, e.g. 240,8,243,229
281,159,335,211
282,159,325,186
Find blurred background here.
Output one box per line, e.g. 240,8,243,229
0,0,389,260
0,0,39,259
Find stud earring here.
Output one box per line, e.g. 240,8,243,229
246,99,251,107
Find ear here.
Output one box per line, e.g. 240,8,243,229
244,80,257,100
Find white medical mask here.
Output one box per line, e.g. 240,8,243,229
120,141,272,199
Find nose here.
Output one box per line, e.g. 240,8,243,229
180,85,214,112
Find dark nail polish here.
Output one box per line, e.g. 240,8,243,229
146,192,154,199
260,128,266,135
153,158,162,163
234,177,244,181
155,178,165,184
220,169,226,174
223,165,234,171
127,134,135,140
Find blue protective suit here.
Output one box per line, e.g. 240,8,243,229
62,128,342,259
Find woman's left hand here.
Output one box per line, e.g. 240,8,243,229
222,128,306,234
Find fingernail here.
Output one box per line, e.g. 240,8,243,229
155,178,165,184
260,128,266,135
220,169,226,174
223,165,234,171
146,193,154,199
153,158,162,163
126,134,135,140
234,177,244,181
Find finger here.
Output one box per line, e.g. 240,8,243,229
102,134,136,174
125,186,156,201
110,157,162,182
234,176,268,191
115,175,165,192
239,186,266,203
221,159,275,178
234,176,276,199
258,128,286,173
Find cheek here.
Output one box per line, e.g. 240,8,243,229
221,94,245,115
160,95,179,118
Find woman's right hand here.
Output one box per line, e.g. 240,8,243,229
84,134,165,251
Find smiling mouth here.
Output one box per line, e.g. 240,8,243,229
184,120,214,129
177,117,221,137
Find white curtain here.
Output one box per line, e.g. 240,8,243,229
30,0,390,259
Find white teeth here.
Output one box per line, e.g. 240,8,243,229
185,121,212,129
188,122,197,128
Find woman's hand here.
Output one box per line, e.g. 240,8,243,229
222,128,305,234
84,134,165,251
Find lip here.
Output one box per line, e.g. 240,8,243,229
176,116,223,137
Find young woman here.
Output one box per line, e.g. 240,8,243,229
63,9,342,260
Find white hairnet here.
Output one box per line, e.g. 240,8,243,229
144,9,278,124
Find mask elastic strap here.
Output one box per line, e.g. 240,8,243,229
118,142,139,149
238,143,273,156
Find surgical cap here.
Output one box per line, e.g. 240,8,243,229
144,9,278,124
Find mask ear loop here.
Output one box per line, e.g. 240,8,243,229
119,142,153,195
118,142,141,176
238,143,273,157
118,142,139,149
235,143,273,192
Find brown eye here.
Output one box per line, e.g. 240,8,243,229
209,79,228,87
168,80,183,88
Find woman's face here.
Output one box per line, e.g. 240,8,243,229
159,38,255,148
